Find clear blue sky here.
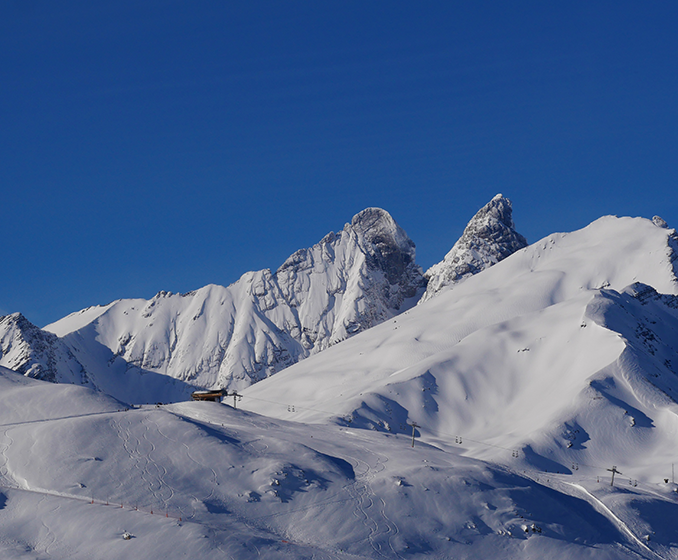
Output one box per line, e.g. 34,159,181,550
2,1,677,327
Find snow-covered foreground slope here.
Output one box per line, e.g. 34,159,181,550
0,365,675,559
241,216,678,479
38,208,424,399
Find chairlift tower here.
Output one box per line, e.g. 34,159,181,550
409,422,419,448
607,465,622,487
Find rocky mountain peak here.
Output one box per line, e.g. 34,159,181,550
653,215,669,228
420,194,528,303
1,312,29,328
477,193,517,229
0,312,88,384
347,208,418,285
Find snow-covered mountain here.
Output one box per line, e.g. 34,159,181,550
0,313,89,385
35,208,425,399
242,215,678,480
1,198,531,402
420,193,528,303
3,210,678,558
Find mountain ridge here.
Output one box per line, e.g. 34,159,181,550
240,214,678,478
30,207,426,398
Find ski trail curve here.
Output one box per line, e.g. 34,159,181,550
566,483,665,560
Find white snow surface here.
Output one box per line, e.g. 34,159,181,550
40,208,424,399
242,216,678,475
1,214,678,557
0,364,675,559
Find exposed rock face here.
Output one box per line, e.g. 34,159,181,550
0,313,89,384
420,194,528,303
275,208,424,347
653,215,669,228
351,208,418,287
41,208,425,396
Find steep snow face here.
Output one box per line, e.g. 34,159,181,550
420,194,528,303
44,208,425,397
0,313,89,385
242,215,678,476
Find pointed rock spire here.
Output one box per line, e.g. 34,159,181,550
420,194,527,303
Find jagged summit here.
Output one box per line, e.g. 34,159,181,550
348,207,418,286
350,207,414,253
420,194,528,303
653,215,669,228
37,207,425,399
0,313,88,384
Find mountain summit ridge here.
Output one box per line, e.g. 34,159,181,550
421,194,528,303
6,199,677,410
36,207,425,398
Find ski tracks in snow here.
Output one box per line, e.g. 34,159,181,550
0,429,29,490
0,430,14,487
144,412,219,518
341,436,403,559
114,411,176,513
34,497,59,556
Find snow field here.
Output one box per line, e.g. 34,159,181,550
0,364,668,558
236,215,678,552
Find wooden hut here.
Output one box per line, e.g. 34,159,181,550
190,389,226,402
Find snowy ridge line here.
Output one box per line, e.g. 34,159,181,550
521,469,674,506
508,464,658,496
423,425,639,475
240,395,678,482
423,425,515,452
0,481,185,522
238,394,536,455
418,424,678,484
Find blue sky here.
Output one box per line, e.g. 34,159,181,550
2,1,677,327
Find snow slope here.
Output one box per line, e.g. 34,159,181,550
0,365,672,559
36,208,424,399
2,214,678,558
241,216,678,480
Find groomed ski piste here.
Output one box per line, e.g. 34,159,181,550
2,214,678,558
